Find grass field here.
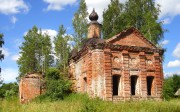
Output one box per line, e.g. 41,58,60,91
0,94,180,112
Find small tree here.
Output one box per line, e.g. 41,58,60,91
172,74,180,93
72,0,88,50
17,26,53,78
162,74,180,100
44,68,71,100
102,0,165,45
54,25,71,74
102,0,124,39
0,82,19,99
162,77,174,100
0,33,4,84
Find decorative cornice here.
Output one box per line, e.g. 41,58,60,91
70,43,164,61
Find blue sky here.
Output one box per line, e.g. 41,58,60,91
0,0,180,83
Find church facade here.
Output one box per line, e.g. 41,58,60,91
69,9,164,101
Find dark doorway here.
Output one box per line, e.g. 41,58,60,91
84,77,87,92
147,76,154,95
131,76,138,95
113,75,120,96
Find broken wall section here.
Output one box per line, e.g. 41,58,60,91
19,73,44,103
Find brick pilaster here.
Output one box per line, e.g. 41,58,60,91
104,49,112,101
87,52,93,96
122,50,130,99
154,53,163,98
91,49,104,97
139,52,147,98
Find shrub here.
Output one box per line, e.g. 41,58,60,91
45,79,71,100
162,74,180,100
172,74,180,93
163,77,175,100
0,82,18,99
40,67,72,101
45,67,61,80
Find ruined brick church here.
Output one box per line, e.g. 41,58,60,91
69,9,164,101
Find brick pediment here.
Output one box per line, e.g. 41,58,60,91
106,27,156,49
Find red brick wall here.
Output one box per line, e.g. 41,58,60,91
19,77,41,103
91,49,104,98
69,49,163,101
69,29,163,101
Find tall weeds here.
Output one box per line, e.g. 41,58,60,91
0,94,180,112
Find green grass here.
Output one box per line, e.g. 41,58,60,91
0,94,180,112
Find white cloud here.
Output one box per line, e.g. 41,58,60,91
173,43,180,58
1,68,18,83
162,18,171,24
0,48,10,58
10,16,18,24
164,72,174,78
41,29,58,40
11,54,20,61
160,40,169,46
86,0,110,22
86,0,180,23
167,60,180,68
155,0,180,24
164,71,180,77
24,29,58,48
41,29,58,48
14,39,22,49
0,0,29,15
43,0,77,11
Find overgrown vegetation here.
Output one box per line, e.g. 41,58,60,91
0,82,18,99
0,94,180,112
102,0,165,45
39,67,71,101
72,0,88,50
163,74,180,100
0,1,177,112
17,26,53,78
54,25,71,73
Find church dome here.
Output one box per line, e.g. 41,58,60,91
89,9,98,21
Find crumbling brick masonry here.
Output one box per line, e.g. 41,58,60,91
69,9,164,101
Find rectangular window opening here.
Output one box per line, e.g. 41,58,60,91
147,76,154,96
113,75,120,96
84,77,87,92
131,76,138,95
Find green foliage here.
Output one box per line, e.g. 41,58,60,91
172,74,180,93
163,77,174,100
0,80,2,86
41,68,72,101
0,33,4,60
0,33,4,83
46,67,61,80
45,80,71,100
17,26,53,78
163,74,180,100
102,0,124,39
72,0,88,50
1,94,180,112
0,82,18,99
54,25,71,74
80,98,105,112
124,0,164,45
102,0,165,45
